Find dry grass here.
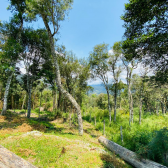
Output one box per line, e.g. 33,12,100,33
17,148,37,157
17,123,33,132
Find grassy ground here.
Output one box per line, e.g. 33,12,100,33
0,110,132,168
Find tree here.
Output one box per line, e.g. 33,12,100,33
0,19,23,115
131,73,147,124
122,56,138,124
89,43,112,122
26,0,83,135
0,0,26,115
20,28,50,118
121,0,168,71
37,80,47,117
108,42,122,122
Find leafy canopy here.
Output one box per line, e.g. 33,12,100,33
122,0,168,71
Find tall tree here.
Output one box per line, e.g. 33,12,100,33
108,42,122,122
26,0,83,135
122,56,138,124
89,43,112,122
0,0,26,115
0,21,23,114
21,28,50,118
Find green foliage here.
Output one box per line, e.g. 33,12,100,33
126,127,168,166
148,128,168,165
122,0,168,70
89,43,109,79
129,131,154,152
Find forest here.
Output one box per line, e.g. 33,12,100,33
0,0,168,168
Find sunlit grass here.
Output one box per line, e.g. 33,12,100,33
0,110,132,168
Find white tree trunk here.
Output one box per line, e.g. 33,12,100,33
128,81,134,123
42,16,83,135
114,84,117,122
98,136,167,168
1,71,14,115
105,87,111,123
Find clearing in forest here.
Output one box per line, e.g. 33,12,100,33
0,111,132,168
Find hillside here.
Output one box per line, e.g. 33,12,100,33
0,111,132,168
89,84,107,95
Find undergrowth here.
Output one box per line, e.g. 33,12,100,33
83,107,168,166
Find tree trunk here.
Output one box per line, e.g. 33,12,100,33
14,100,16,113
120,97,122,109
32,91,36,110
163,97,166,115
56,89,57,110
12,94,14,110
156,104,159,115
114,83,117,122
58,90,61,110
161,101,165,115
27,83,32,118
22,95,26,110
128,82,134,123
41,16,83,135
39,91,42,118
1,71,14,115
0,145,37,168
139,96,142,125
130,93,134,122
98,136,167,168
53,90,56,112
106,88,111,123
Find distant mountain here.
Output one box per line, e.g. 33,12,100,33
89,84,106,95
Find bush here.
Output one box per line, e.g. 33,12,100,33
95,122,103,131
127,128,168,166
44,101,52,111
130,131,154,152
103,109,109,118
147,127,168,165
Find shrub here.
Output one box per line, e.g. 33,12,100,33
95,122,103,131
147,127,168,165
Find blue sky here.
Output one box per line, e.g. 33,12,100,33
59,0,129,59
3,0,144,85
1,0,128,59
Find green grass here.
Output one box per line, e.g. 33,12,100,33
0,110,132,168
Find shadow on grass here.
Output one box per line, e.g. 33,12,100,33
0,110,81,138
0,111,63,134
